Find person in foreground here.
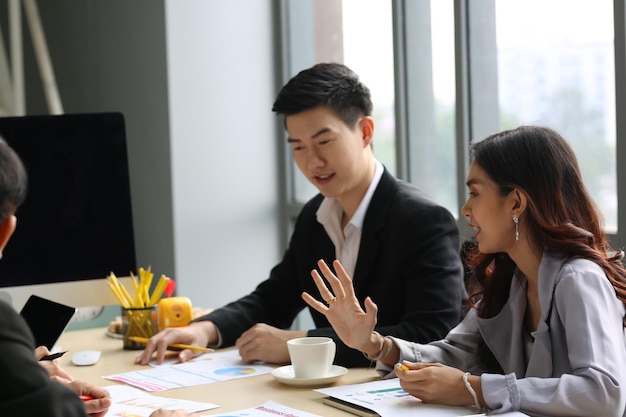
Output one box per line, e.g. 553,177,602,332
303,125,626,416
137,62,464,367
0,138,198,417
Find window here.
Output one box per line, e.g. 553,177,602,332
283,0,395,205
494,0,617,231
398,0,458,216
279,0,625,249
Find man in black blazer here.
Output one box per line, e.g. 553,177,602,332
137,63,464,368
0,138,112,417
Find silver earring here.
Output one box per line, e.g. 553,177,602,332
513,215,519,242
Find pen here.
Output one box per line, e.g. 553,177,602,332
79,395,94,402
40,350,68,361
399,364,409,371
128,336,214,353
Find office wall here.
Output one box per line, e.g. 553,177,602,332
164,1,281,307
13,0,281,311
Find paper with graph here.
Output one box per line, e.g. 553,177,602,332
104,384,218,416
104,349,274,391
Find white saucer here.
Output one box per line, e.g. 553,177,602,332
272,365,348,387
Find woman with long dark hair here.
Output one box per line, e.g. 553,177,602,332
303,126,626,416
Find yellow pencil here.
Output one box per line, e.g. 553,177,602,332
108,272,133,307
148,275,169,306
107,282,130,308
130,271,143,307
128,336,214,353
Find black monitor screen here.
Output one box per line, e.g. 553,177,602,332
0,112,136,286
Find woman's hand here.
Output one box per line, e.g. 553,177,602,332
395,362,478,406
66,380,112,417
301,259,379,352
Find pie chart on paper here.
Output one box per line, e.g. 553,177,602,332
214,367,257,377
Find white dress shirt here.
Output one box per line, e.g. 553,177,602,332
316,160,384,279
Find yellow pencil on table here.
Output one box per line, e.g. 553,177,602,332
128,336,214,353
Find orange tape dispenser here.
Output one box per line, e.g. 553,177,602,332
157,296,193,331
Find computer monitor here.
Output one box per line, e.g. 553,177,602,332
0,112,137,310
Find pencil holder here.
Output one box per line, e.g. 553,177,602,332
121,306,158,350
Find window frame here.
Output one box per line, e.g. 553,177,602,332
277,0,626,252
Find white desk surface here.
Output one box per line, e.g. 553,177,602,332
57,327,382,416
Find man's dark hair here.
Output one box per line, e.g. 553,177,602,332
0,137,27,223
272,62,373,129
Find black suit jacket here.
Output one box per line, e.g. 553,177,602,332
202,169,464,367
0,300,87,416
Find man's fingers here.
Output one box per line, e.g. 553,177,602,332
84,398,112,415
178,349,195,363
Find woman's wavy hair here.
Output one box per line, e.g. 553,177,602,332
464,125,626,371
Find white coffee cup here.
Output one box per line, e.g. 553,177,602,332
287,336,336,379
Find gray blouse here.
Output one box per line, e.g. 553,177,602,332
377,253,626,416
